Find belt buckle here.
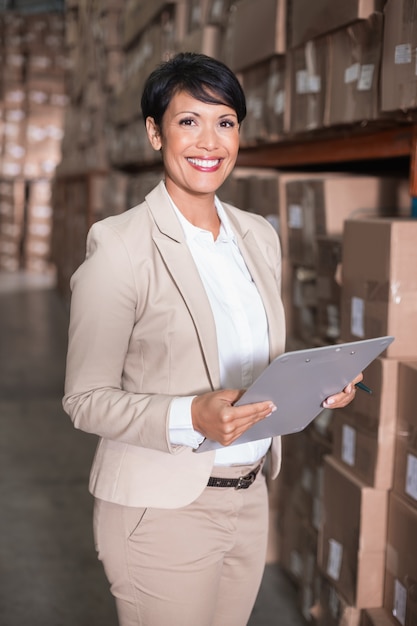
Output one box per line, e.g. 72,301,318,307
235,470,256,490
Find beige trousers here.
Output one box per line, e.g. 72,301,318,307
93,462,269,626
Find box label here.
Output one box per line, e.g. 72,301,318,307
393,579,407,626
290,549,303,577
341,424,356,466
358,64,374,91
210,0,224,19
274,90,285,115
296,70,309,94
405,453,417,501
326,304,340,340
351,296,365,337
395,44,412,65
296,70,321,94
301,467,313,492
288,204,303,228
345,62,360,84
308,75,321,94
327,538,343,580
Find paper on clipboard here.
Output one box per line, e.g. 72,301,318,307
195,335,394,453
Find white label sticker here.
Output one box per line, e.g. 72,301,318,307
327,539,343,580
358,64,375,91
342,424,356,466
351,297,365,338
308,75,321,93
274,90,285,115
393,579,407,625
301,467,313,492
345,63,360,84
211,0,223,19
395,43,412,64
288,204,303,228
405,454,417,501
296,70,309,94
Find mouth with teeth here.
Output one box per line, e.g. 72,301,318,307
187,157,222,171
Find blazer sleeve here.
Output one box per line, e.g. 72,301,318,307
62,220,179,454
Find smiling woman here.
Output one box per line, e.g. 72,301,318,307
62,51,360,626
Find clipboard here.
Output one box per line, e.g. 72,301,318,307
195,335,394,453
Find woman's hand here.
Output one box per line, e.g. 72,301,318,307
322,372,364,409
191,390,276,447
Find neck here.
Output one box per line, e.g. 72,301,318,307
166,185,220,238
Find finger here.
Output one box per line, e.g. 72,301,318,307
234,400,277,418
217,402,277,445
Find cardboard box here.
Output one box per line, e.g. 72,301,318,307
282,427,331,530
240,56,286,144
316,235,342,341
298,531,320,622
186,0,210,32
284,175,406,268
290,0,385,49
393,361,417,510
318,456,388,608
279,505,308,585
285,37,328,133
223,0,286,72
340,218,417,358
178,23,223,57
332,356,402,488
361,608,398,626
381,0,417,113
310,575,362,626
206,0,234,27
384,492,417,626
122,0,187,49
324,13,383,126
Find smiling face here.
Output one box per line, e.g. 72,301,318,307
146,90,240,208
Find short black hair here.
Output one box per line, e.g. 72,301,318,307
141,52,246,128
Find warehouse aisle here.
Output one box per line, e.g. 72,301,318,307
0,271,306,626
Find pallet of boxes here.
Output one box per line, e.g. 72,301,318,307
313,215,417,626
232,1,417,623
0,11,67,275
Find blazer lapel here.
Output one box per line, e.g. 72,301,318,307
145,183,221,389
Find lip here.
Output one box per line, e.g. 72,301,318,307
186,157,222,171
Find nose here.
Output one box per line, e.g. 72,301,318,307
196,124,218,150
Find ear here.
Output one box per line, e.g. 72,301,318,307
146,117,162,151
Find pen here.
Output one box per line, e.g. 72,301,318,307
355,381,373,394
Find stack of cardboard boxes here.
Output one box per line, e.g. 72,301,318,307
0,11,67,273
221,165,416,624
322,218,417,626
278,215,417,625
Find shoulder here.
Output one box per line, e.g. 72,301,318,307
92,200,150,236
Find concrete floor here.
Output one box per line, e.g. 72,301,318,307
0,271,307,626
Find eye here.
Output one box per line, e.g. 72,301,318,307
219,119,237,128
179,117,196,126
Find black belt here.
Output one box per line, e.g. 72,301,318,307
207,463,262,490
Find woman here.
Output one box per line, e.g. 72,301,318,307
63,52,360,626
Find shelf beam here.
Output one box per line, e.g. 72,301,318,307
236,125,413,169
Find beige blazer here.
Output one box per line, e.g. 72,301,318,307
63,181,286,508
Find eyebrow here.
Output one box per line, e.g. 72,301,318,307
174,110,238,119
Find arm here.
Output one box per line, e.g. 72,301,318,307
63,220,175,453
